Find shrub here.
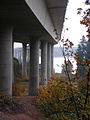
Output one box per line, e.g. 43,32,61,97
12,83,23,96
0,94,23,113
37,77,90,120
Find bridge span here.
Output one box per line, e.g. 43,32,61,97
0,0,68,95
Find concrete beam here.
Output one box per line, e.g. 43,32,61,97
25,0,56,40
0,26,13,95
29,39,40,96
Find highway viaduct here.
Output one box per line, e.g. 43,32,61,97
0,0,68,96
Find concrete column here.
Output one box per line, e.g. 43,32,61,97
29,40,40,96
47,43,51,80
41,41,47,85
51,44,54,74
12,42,14,83
0,26,13,95
22,43,27,78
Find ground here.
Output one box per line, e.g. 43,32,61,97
0,96,50,120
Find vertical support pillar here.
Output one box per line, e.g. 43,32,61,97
41,41,47,85
0,26,13,95
29,40,40,96
22,43,27,78
51,44,54,74
12,42,14,83
47,43,51,80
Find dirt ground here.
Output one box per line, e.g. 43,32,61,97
0,96,50,120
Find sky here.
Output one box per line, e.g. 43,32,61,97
14,0,89,48
55,0,89,47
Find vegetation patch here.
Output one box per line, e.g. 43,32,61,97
37,76,90,120
0,94,23,114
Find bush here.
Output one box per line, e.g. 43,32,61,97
12,79,29,96
37,77,90,120
12,83,23,96
0,94,23,112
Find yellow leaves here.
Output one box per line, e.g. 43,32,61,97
81,110,86,115
37,74,90,120
80,15,90,27
12,83,24,96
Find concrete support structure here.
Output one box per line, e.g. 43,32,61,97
0,26,13,95
0,0,68,96
47,44,51,80
12,42,14,83
41,41,47,85
51,44,54,74
29,40,40,96
22,43,27,78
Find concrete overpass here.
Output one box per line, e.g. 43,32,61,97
0,0,68,96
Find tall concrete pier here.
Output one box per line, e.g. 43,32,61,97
51,45,54,74
29,40,40,96
22,43,27,78
47,44,51,80
0,0,68,96
0,26,13,95
41,41,47,85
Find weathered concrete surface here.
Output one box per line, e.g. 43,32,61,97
29,40,40,96
41,41,47,85
47,44,51,80
25,0,56,41
46,0,68,38
51,44,54,74
0,26,13,95
0,0,67,43
0,0,68,96
22,43,27,78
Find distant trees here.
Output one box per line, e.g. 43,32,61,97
76,36,87,60
75,35,90,78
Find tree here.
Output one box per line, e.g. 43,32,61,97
76,36,87,78
75,35,90,78
76,36,87,60
85,39,90,59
